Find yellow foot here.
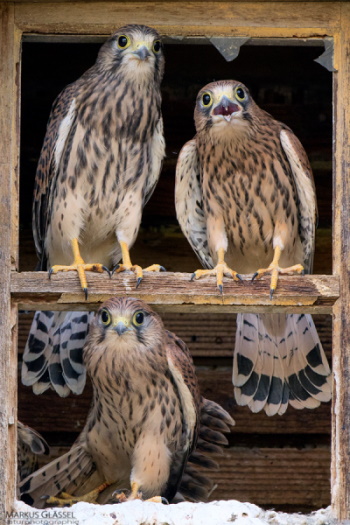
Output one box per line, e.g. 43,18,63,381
191,262,241,293
113,240,165,288
48,238,108,299
112,487,168,504
112,263,165,288
252,263,304,299
45,482,111,507
49,263,106,299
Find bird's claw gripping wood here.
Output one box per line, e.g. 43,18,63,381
112,241,166,287
49,238,107,299
252,246,304,299
45,482,111,507
191,248,241,293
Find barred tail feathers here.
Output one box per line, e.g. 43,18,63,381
22,310,94,396
233,313,331,416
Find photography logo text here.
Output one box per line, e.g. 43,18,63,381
5,510,79,525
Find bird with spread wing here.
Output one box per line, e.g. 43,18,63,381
22,25,166,397
175,80,331,416
20,297,234,508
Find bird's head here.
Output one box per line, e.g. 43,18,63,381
84,297,167,371
98,24,164,84
194,80,254,137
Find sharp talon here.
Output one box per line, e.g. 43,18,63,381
84,288,88,301
160,266,166,272
190,273,196,282
41,494,50,500
102,265,111,277
111,264,120,276
236,273,242,281
252,272,258,281
218,284,223,294
161,497,169,505
48,268,53,279
136,277,142,288
270,289,274,300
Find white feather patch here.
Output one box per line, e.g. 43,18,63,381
167,358,197,450
54,98,76,171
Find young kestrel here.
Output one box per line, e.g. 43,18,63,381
22,24,165,396
175,80,331,415
20,297,234,507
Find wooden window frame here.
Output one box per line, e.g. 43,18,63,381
0,0,348,520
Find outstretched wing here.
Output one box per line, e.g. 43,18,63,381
280,128,317,273
17,422,50,482
33,83,78,269
164,330,200,501
175,139,214,269
19,444,96,508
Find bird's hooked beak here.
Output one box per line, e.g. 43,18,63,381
212,96,241,122
112,317,131,336
133,43,152,61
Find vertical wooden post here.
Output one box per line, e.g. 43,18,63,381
0,2,20,516
332,3,350,521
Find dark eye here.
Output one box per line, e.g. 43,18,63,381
133,311,144,326
202,92,212,107
235,87,245,101
117,35,130,49
153,40,161,53
100,308,111,325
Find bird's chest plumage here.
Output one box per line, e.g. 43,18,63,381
85,370,184,484
200,134,300,271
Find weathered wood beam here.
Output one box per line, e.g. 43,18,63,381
0,2,20,516
11,271,338,313
331,3,350,521
14,2,340,37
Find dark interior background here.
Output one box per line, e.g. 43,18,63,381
18,39,333,512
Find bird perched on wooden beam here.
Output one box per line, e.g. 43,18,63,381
19,297,234,508
175,80,331,416
22,24,166,396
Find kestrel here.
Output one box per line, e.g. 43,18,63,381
20,297,234,507
22,24,165,396
175,80,331,415
17,422,50,482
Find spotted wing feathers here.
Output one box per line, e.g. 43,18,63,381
166,331,234,501
22,311,93,397
175,139,214,269
33,85,78,267
233,313,331,416
19,445,95,508
17,422,50,482
178,398,234,501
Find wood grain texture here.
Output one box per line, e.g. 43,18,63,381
0,2,20,516
11,272,338,313
209,447,331,507
14,2,340,36
331,3,350,521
